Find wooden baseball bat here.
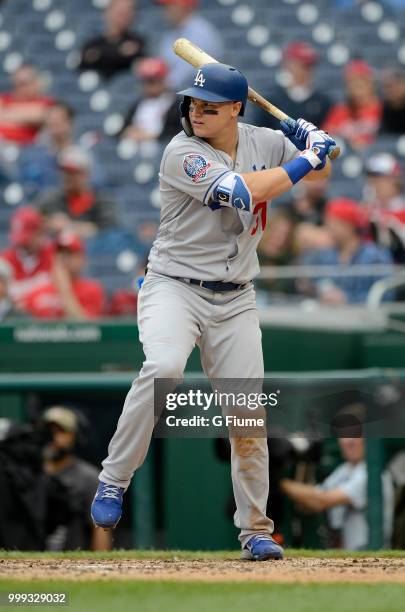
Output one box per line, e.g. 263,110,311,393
173,37,340,160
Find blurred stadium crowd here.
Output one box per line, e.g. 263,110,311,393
0,0,404,320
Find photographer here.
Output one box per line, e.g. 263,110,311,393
0,419,70,550
41,407,111,551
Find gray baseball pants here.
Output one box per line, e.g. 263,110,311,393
100,271,274,547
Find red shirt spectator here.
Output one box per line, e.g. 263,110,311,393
0,65,54,145
24,231,105,319
1,207,55,305
323,60,382,150
108,289,137,317
25,278,104,319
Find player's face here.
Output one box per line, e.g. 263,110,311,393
189,98,242,138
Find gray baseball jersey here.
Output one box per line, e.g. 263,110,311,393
148,123,298,283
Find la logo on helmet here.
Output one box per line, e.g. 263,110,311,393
194,69,206,87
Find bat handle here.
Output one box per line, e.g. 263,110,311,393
285,117,341,160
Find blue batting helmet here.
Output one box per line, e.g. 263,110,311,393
178,63,249,136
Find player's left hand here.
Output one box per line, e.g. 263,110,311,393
279,117,319,151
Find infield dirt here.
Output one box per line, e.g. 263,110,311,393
2,556,405,583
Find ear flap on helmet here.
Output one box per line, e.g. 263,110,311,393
179,97,194,137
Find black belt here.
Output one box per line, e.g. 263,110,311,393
144,269,251,292
178,278,251,292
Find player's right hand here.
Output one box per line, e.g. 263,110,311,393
306,128,334,151
299,135,335,169
305,130,336,169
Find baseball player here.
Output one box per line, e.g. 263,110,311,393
92,63,335,560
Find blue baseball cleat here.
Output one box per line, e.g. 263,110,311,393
91,481,125,529
241,534,284,561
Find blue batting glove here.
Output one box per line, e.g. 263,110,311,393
306,130,336,170
280,117,319,151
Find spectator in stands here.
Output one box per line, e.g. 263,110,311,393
290,179,329,226
281,435,394,550
0,259,23,321
79,0,145,80
107,220,160,316
323,60,382,150
0,65,54,145
256,209,297,300
290,181,332,258
364,153,405,263
253,42,331,131
365,153,405,216
41,406,111,551
294,221,334,258
299,198,393,304
108,289,137,317
379,68,405,137
157,0,224,89
120,57,179,150
121,57,178,141
18,101,104,199
24,231,105,320
135,218,159,252
1,207,54,307
36,146,117,238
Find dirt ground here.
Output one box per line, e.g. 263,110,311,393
2,557,405,583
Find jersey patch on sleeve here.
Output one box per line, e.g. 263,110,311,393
183,154,212,183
